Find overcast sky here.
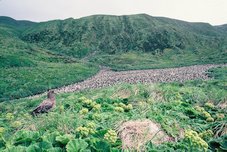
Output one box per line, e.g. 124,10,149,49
0,0,227,25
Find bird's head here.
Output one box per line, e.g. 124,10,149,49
47,90,55,99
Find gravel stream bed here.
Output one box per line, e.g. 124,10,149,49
30,64,226,98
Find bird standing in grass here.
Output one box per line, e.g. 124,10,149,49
31,90,56,116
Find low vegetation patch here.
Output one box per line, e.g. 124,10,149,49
0,63,98,101
91,51,227,71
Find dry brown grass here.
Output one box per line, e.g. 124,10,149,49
118,119,173,151
217,101,227,110
111,89,132,99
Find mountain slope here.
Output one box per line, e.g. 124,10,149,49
20,14,227,57
0,16,35,27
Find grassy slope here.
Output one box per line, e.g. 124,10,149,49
0,63,98,101
0,67,226,151
0,20,99,101
91,50,227,71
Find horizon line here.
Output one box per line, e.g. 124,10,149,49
0,13,226,26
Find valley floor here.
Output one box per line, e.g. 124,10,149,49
32,64,226,98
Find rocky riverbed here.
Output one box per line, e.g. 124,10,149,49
31,64,226,98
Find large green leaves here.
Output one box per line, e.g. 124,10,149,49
26,143,61,152
46,147,62,152
3,146,26,152
66,139,89,152
26,141,53,152
220,140,227,151
56,134,73,145
42,131,60,144
91,140,110,152
13,130,40,145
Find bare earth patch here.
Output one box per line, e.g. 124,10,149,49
118,119,173,150
217,101,227,110
111,89,131,99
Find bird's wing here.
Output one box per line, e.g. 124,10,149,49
32,99,53,113
41,102,53,111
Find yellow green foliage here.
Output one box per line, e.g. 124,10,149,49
194,106,205,112
204,102,215,109
0,127,5,134
176,93,183,100
90,101,97,107
87,122,96,134
114,102,133,112
104,129,118,144
202,111,212,118
92,104,101,111
59,105,64,113
79,108,89,115
199,130,213,141
114,107,124,112
88,128,96,134
23,113,31,119
82,99,93,105
174,100,183,105
6,113,14,120
216,113,225,120
118,103,126,108
206,117,214,122
76,126,90,136
185,129,208,151
125,104,133,110
76,122,96,136
79,97,102,111
87,122,96,129
194,105,213,120
11,121,22,128
92,113,102,121
78,96,87,101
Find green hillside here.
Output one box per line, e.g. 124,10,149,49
0,17,99,101
21,14,227,57
20,14,227,70
0,14,227,101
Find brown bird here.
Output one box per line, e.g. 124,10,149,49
31,90,56,116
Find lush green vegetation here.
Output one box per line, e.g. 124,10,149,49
20,14,227,57
0,14,227,101
0,62,98,101
0,14,226,151
1,14,227,61
0,67,226,151
91,50,227,71
0,35,99,101
0,19,99,101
